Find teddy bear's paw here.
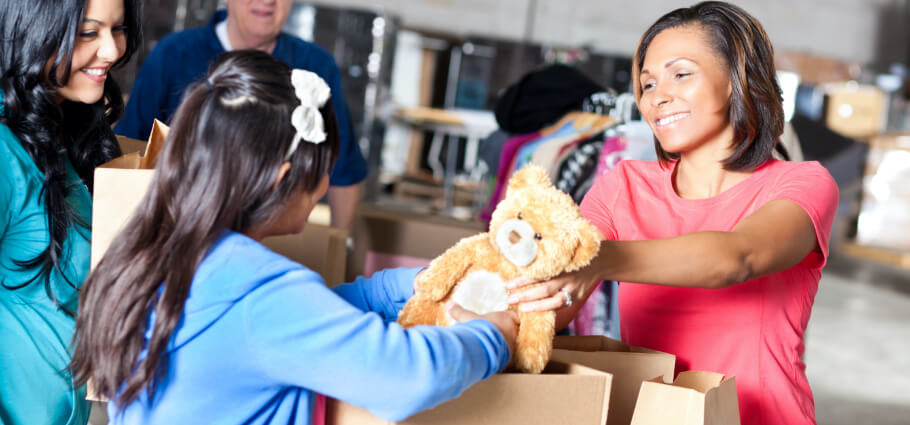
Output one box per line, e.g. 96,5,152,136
449,271,509,315
513,311,555,373
514,349,548,374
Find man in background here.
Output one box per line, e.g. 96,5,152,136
117,0,366,231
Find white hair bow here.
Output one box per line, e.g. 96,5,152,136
286,69,331,160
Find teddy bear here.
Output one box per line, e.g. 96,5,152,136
397,164,603,373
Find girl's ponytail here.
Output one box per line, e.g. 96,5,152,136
70,51,340,407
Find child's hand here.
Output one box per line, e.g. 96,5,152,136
447,302,519,362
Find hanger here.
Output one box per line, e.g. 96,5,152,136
609,93,638,124
539,90,628,138
539,111,581,136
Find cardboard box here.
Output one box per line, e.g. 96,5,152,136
116,134,148,155
631,371,740,425
326,361,611,425
351,203,485,277
93,121,348,285
774,50,857,85
856,133,910,250
263,225,348,287
92,122,167,268
824,84,886,139
552,335,676,425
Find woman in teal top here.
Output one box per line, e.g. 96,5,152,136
0,0,141,423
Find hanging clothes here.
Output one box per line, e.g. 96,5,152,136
532,116,617,171
555,137,603,202
482,113,616,221
480,131,541,221
568,280,620,338
561,121,655,338
513,122,582,171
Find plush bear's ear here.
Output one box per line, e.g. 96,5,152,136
507,164,552,195
568,219,604,270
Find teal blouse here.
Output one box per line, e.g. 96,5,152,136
0,100,91,424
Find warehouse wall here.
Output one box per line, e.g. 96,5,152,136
307,0,910,67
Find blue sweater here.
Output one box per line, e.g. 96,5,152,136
115,11,367,186
108,232,510,424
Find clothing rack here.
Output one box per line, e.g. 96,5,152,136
582,91,639,123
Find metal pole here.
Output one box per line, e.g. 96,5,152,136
524,0,538,42
174,0,189,31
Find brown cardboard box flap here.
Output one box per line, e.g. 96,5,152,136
551,335,676,425
672,371,725,393
109,118,168,170
554,334,668,355
140,119,168,169
327,361,611,425
632,373,740,425
115,135,148,156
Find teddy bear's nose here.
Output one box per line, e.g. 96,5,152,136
509,230,521,244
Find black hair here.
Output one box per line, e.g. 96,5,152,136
71,50,341,408
0,0,142,312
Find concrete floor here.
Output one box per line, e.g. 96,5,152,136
807,254,910,425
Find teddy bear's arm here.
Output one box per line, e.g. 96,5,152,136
416,234,489,302
565,221,604,272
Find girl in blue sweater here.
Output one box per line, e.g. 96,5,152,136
70,50,517,424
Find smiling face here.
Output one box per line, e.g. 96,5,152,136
637,24,734,158
54,0,127,104
226,0,292,48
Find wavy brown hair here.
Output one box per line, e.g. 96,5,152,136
632,1,787,170
69,50,340,408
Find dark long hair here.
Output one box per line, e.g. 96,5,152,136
70,50,340,408
0,0,142,311
632,1,787,170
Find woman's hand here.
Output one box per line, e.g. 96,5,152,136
504,270,594,312
505,266,604,331
447,302,518,361
506,251,607,311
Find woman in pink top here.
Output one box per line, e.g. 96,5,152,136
508,2,838,425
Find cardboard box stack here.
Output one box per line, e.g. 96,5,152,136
774,50,858,86
327,361,612,425
856,133,910,251
823,84,886,140
551,336,675,425
775,49,888,140
328,335,677,425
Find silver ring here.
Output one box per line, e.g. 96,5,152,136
560,288,573,307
